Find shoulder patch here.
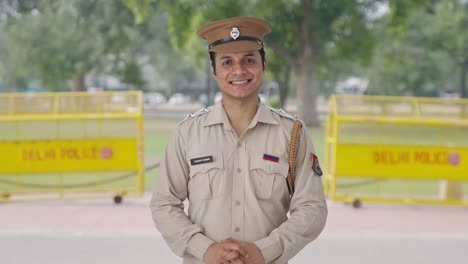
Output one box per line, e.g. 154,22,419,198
270,108,298,121
181,107,211,122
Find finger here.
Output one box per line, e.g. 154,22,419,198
238,248,249,259
222,242,248,257
222,242,239,251
230,258,246,264
225,251,239,261
219,249,233,264
218,258,230,264
232,245,248,258
238,255,249,263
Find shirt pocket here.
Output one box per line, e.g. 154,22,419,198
187,152,224,201
249,155,289,200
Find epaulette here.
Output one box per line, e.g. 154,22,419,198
270,108,298,121
181,107,211,122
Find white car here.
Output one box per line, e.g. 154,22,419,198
168,93,191,104
144,93,167,105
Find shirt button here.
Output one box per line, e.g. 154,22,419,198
235,200,240,206
235,227,240,232
237,143,242,148
237,168,241,173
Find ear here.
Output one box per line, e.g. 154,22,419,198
210,64,217,77
263,59,267,72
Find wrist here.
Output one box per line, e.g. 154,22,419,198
203,242,217,262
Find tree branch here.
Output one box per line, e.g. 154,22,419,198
265,38,296,68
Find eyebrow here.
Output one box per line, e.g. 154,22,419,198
219,53,256,60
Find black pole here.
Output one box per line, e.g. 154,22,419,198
205,58,212,107
461,1,468,98
462,58,467,98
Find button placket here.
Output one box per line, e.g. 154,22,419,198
232,140,245,239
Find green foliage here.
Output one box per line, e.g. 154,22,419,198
2,0,153,91
366,0,465,96
2,0,465,99
140,12,205,93
120,60,145,89
268,97,281,108
121,0,156,24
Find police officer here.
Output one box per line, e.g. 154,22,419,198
150,17,327,264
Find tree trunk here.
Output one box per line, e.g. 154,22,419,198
295,62,319,126
11,79,18,93
462,2,467,98
278,70,290,109
461,56,467,98
295,0,320,127
71,74,86,91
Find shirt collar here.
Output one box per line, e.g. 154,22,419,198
203,100,227,127
254,102,279,125
203,100,279,128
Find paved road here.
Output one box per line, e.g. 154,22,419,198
2,232,467,264
1,194,468,263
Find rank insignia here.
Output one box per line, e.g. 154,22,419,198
311,153,323,176
230,27,240,40
263,154,279,163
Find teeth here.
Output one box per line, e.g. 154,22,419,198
232,80,248,85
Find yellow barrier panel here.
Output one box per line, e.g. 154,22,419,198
0,91,144,203
325,95,468,207
0,139,138,173
335,144,468,180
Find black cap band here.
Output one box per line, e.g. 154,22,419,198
208,36,264,50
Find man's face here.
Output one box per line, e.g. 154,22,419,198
211,50,265,102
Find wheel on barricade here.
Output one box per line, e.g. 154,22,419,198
352,199,362,209
113,195,123,204
0,192,11,202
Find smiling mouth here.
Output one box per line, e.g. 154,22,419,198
230,80,251,85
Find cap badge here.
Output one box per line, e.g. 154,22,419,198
230,27,240,40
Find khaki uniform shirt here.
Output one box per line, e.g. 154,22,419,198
150,101,327,264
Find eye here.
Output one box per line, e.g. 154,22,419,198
221,60,232,66
244,58,255,64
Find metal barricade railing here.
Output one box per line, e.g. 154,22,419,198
325,95,468,208
0,91,144,203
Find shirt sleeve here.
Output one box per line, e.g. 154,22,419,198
150,127,214,260
254,123,328,263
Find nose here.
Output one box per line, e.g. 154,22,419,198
232,62,247,75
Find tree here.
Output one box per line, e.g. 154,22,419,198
365,0,465,97
3,0,152,91
124,0,383,126
141,12,206,96
265,50,292,109
263,0,393,125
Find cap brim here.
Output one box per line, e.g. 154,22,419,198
209,40,263,53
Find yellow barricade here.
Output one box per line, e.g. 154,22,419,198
0,91,144,203
325,95,468,207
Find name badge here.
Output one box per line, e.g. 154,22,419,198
190,155,214,165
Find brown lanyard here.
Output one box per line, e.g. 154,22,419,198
287,120,302,196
